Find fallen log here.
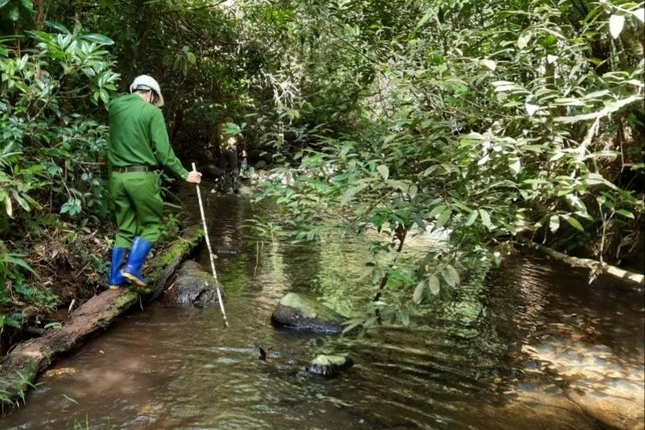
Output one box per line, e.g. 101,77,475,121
0,226,204,412
522,240,645,287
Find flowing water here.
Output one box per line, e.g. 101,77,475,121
1,188,643,430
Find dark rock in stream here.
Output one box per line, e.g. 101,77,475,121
163,260,224,307
201,164,226,182
271,292,346,334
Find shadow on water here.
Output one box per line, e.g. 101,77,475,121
1,187,643,430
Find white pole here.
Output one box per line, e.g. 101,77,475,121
192,162,229,327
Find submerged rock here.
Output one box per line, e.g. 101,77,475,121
201,164,226,182
522,341,644,430
163,260,224,307
478,389,598,430
306,354,354,377
271,292,346,334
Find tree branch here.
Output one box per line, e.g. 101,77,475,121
521,240,644,287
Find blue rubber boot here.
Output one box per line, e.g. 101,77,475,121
121,237,153,287
108,247,128,290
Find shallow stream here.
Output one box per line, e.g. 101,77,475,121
1,189,643,430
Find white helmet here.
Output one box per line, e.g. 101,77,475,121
129,74,164,107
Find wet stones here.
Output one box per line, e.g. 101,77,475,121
163,260,224,307
271,292,346,334
306,354,354,377
271,293,355,377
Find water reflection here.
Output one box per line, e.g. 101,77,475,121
1,190,642,430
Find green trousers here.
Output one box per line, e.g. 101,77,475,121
109,171,163,248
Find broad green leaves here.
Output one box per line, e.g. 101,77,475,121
413,262,462,304
244,0,643,327
1,24,116,227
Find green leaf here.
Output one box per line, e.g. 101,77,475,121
525,102,539,116
339,143,353,158
564,215,584,232
0,255,35,275
481,59,496,71
19,0,33,10
10,191,29,211
81,33,114,45
632,8,644,22
370,268,382,285
442,265,460,287
0,0,10,8
383,133,398,144
479,209,492,229
464,210,478,226
609,15,625,39
377,165,389,181
342,319,365,334
428,275,441,295
584,90,610,99
399,309,410,327
340,183,368,206
615,209,635,219
9,6,20,21
549,215,560,232
2,195,13,217
223,122,241,135
517,31,532,49
508,157,521,175
491,81,522,92
99,88,109,105
413,280,426,304
414,10,433,32
436,208,451,228
539,33,557,47
408,184,418,199
428,204,446,218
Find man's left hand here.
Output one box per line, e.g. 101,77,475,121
186,171,202,184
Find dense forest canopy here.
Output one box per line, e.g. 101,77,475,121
1,0,643,336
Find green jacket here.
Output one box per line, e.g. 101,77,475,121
108,93,189,180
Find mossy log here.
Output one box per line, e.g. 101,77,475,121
0,226,204,411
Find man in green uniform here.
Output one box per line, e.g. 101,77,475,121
107,74,202,289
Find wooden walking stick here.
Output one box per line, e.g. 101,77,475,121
192,163,229,327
